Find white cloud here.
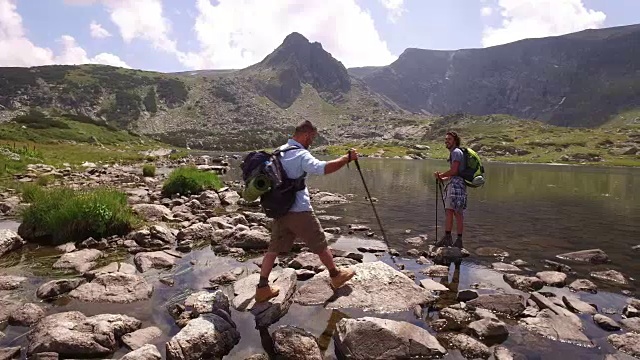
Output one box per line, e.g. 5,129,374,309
90,20,111,38
379,0,406,23
481,6,493,17
482,0,606,47
0,0,128,67
181,0,396,70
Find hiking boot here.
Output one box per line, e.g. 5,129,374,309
453,236,463,249
435,234,452,247
255,285,279,303
330,268,356,290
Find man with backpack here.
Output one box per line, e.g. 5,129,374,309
253,120,357,303
434,131,467,249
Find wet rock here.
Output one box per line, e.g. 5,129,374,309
165,313,240,360
0,299,20,324
184,290,230,315
605,352,639,360
619,317,640,333
543,260,572,273
623,305,639,318
220,190,241,206
296,269,316,281
52,249,102,273
439,307,473,330
633,245,640,251
457,289,479,302
494,346,524,360
520,309,593,347
120,343,162,360
324,227,341,235
244,355,268,360
436,333,490,359
421,265,450,277
9,303,45,326
177,223,215,243
134,251,180,272
420,278,449,292
0,347,21,360
406,248,420,257
85,262,136,280
430,247,470,264
56,242,76,253
334,317,447,359
232,268,296,328
522,306,539,318
536,271,567,287
590,270,628,285
405,235,426,247
476,247,509,258
400,270,415,280
0,229,25,258
357,245,386,253
562,296,597,315
474,308,499,320
149,224,176,244
209,272,238,287
27,311,141,357
295,261,435,313
228,229,270,250
207,217,234,230
594,314,621,331
511,259,528,266
132,204,172,221
122,326,163,350
504,274,544,292
329,248,364,261
288,252,324,272
467,294,526,317
491,262,522,272
568,279,598,293
557,248,609,264
349,224,370,232
468,317,509,338
69,272,153,303
272,325,322,360
0,275,27,290
529,293,581,328
608,333,640,358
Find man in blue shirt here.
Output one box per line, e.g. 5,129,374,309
256,120,358,303
434,131,467,249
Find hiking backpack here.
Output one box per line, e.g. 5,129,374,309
456,147,485,188
240,146,306,218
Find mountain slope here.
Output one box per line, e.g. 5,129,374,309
350,24,640,127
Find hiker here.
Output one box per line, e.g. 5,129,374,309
255,120,357,303
434,131,467,248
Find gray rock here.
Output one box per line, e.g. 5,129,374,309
220,190,241,206
405,236,426,247
468,317,509,338
623,305,640,318
568,279,598,293
120,344,162,360
272,325,322,360
296,269,316,281
132,204,172,221
522,306,539,318
608,333,640,358
0,299,20,324
36,278,87,300
520,309,594,347
209,272,238,286
633,245,640,251
244,355,268,360
543,260,572,273
0,347,21,360
562,296,597,314
467,294,526,317
591,270,628,285
420,265,450,277
474,308,498,321
176,223,215,244
557,248,609,264
0,275,27,290
436,333,490,359
232,268,296,328
529,292,582,328
69,272,153,303
536,271,567,287
165,314,240,360
619,317,640,333
503,274,544,292
55,242,76,253
457,289,479,302
593,314,621,331
439,307,473,331
122,326,163,350
52,249,102,273
334,317,447,359
295,261,435,313
605,352,639,360
184,290,230,315
27,311,141,357
9,303,45,326
288,252,324,272
149,224,176,244
134,251,180,272
629,298,640,309
228,229,270,250
511,259,528,266
491,262,522,272
0,229,25,258
85,262,136,280
429,247,470,264
420,278,449,292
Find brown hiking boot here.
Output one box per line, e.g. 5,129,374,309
330,268,356,290
255,285,279,303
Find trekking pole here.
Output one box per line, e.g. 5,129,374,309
353,158,391,253
435,177,438,241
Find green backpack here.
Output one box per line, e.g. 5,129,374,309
457,147,485,188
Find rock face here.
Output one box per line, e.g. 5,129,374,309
134,251,180,272
232,268,297,328
467,294,526,317
272,325,322,360
568,279,598,293
165,314,240,360
536,271,567,287
520,309,593,347
557,249,609,264
0,275,27,290
608,333,640,358
122,326,163,350
295,261,435,313
52,249,102,273
120,344,162,360
0,229,25,257
69,272,153,303
334,317,447,359
36,278,86,299
503,274,544,292
27,311,141,357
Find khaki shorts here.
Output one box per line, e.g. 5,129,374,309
268,211,327,254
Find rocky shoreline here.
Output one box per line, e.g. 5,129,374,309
0,157,639,359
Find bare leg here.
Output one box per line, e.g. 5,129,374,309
317,247,338,272
454,212,464,235
260,252,278,279
445,209,454,232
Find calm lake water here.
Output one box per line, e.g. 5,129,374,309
1,157,639,359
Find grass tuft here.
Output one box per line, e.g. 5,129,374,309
162,166,222,197
142,164,156,177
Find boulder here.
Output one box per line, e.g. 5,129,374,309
590,270,628,285
52,249,102,273
288,252,325,272
0,229,25,258
467,294,526,317
0,347,21,360
436,333,490,359
557,249,609,264
122,326,163,350
619,317,640,333
562,296,597,315
468,318,509,338
232,268,297,328
184,290,230,315
295,261,435,313
9,303,45,326
420,265,450,277
120,344,162,360
491,262,522,272
536,271,567,287
272,325,322,360
176,223,215,243
420,278,449,292
27,311,141,357
457,289,479,302
608,333,640,358
520,309,593,347
623,305,640,318
132,204,172,221
134,251,180,273
429,247,470,264
503,274,544,292
568,279,598,293
227,229,270,250
0,275,27,290
529,292,582,328
543,260,572,273
85,262,136,280
36,278,86,300
0,299,20,324
438,307,473,331
69,272,153,303
593,314,621,331
165,314,240,360
334,317,446,359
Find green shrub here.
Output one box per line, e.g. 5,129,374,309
142,164,156,177
162,166,222,197
19,186,140,245
12,110,70,129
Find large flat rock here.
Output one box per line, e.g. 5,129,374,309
69,272,153,303
466,294,526,317
134,251,180,273
557,249,609,264
294,261,435,313
520,309,594,348
52,249,103,273
37,278,86,299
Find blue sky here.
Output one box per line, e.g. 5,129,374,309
1,0,638,72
